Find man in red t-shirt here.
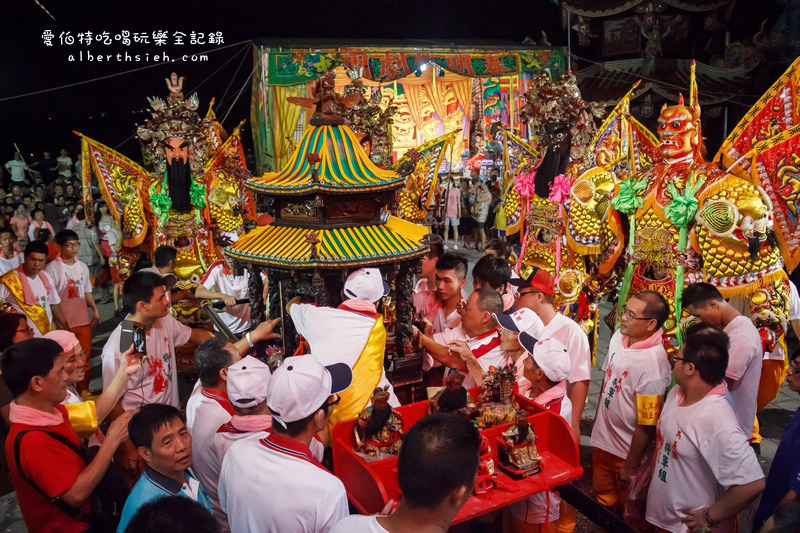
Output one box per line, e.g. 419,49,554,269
3,338,133,532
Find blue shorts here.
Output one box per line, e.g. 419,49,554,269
446,217,459,226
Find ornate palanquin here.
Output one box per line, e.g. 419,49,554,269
230,75,428,399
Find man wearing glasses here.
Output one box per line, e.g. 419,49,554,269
46,230,99,389
219,356,353,533
590,290,671,516
646,325,764,532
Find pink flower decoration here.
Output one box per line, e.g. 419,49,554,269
514,170,537,199
548,173,572,204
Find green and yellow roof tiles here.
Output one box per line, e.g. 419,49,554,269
248,124,403,195
226,217,427,268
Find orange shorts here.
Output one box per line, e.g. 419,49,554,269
592,448,626,511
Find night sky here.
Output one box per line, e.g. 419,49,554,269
0,0,783,167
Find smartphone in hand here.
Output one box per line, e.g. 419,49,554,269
120,320,147,355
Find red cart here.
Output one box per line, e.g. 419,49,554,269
331,389,583,524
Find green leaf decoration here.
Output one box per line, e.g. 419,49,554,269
611,179,646,215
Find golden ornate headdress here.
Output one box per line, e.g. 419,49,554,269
519,72,603,160
135,73,212,174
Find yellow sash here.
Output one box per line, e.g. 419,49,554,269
64,400,98,439
328,315,386,433
0,271,51,334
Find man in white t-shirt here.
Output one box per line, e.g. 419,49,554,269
646,325,764,532
415,288,505,388
413,253,467,337
101,270,215,478
512,265,590,443
56,149,73,178
4,153,29,184
219,356,352,533
46,230,99,388
195,256,251,337
590,290,671,515
289,267,398,431
508,334,572,529
185,337,239,528
682,282,762,437
331,413,480,533
0,240,67,336
0,228,23,275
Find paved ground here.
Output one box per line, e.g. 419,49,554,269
0,252,796,531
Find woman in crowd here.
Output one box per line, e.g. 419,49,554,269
471,182,492,251
27,208,54,242
9,204,30,249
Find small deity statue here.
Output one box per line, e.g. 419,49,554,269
288,71,361,126
429,372,468,414
499,411,542,476
354,386,404,457
476,366,518,427
479,365,515,405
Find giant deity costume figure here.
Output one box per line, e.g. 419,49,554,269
611,63,792,348
511,73,642,343
76,73,255,288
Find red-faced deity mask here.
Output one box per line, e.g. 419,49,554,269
656,98,700,162
165,138,189,164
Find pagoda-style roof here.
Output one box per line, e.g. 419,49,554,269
577,59,755,106
247,124,404,195
226,215,427,268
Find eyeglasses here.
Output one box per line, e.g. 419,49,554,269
620,306,654,321
788,363,800,376
515,289,540,300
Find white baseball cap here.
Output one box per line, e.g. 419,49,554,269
343,268,390,303
267,355,352,427
518,332,570,382
493,307,545,338
227,356,271,409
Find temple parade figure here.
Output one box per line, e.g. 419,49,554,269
76,73,255,292
610,62,793,347
512,73,626,345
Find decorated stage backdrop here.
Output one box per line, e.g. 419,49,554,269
251,43,566,173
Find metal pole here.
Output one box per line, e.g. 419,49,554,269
279,278,286,358
566,11,572,72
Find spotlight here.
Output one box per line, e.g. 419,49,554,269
420,63,428,72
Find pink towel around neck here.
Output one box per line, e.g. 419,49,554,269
14,264,51,306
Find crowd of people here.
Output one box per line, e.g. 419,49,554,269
430,168,509,253
3,150,121,311
0,150,798,532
